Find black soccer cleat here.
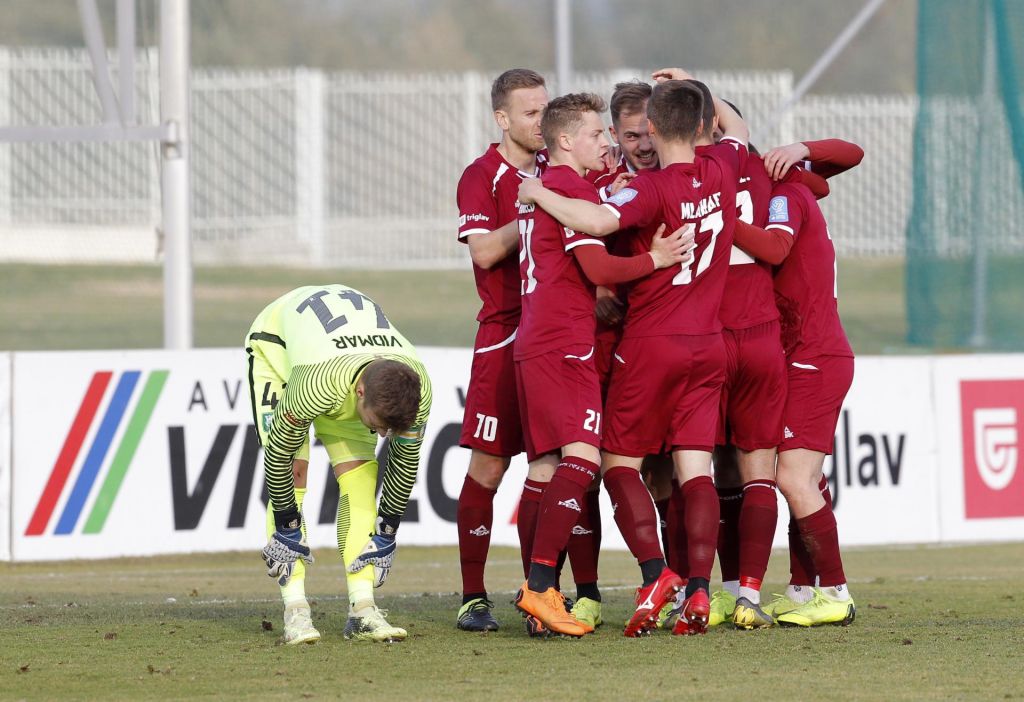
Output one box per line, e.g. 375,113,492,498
457,597,499,632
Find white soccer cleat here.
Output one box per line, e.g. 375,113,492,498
343,605,408,642
283,604,321,645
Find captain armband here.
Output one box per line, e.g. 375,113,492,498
392,423,426,445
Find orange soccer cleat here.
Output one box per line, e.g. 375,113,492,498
514,583,594,638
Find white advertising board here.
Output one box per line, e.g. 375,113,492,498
0,353,11,561
806,356,940,546
5,348,1022,563
933,355,1024,542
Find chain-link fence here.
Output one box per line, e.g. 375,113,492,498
1,47,920,268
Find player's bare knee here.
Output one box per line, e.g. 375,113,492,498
468,452,508,490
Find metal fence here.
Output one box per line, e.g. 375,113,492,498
0,47,917,268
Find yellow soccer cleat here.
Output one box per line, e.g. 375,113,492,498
732,596,775,630
570,597,603,630
708,590,737,627
761,592,804,619
776,589,856,627
343,605,408,642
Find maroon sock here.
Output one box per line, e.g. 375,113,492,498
517,479,546,578
796,504,846,587
604,466,664,563
683,475,720,582
655,497,670,556
738,480,778,590
530,457,599,567
788,475,831,586
458,475,497,596
716,486,743,582
567,486,602,585
667,481,688,575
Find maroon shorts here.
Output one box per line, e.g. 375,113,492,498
459,322,524,456
515,344,603,462
778,354,855,454
717,320,787,451
603,333,726,456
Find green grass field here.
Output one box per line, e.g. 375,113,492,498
2,543,1023,701
0,259,913,354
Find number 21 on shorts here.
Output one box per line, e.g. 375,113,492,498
583,409,601,434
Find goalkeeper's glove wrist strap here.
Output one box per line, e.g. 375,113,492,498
274,508,302,531
377,513,400,536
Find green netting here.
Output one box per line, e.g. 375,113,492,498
907,0,1024,350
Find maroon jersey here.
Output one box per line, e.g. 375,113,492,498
603,138,746,338
586,155,632,200
515,165,604,360
719,151,779,330
768,181,854,361
457,144,547,325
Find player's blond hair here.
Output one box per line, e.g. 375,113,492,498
491,68,546,111
540,92,607,150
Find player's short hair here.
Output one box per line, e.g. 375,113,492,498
647,79,707,143
609,80,653,125
682,79,717,137
491,69,546,111
362,359,421,433
540,92,606,149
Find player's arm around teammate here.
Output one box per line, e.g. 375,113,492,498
454,69,550,633
250,284,430,644
511,93,690,637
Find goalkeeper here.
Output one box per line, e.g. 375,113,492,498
246,284,432,644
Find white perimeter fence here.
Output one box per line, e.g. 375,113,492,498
0,48,917,268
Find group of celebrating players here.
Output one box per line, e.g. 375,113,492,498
253,64,864,646
454,67,864,638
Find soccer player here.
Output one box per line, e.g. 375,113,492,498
519,78,750,636
511,92,690,636
248,284,431,644
708,131,864,629
588,80,678,602
730,169,858,627
454,68,548,632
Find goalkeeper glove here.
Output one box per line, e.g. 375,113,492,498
262,522,314,587
347,516,397,588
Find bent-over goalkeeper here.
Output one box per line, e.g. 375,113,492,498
245,284,432,644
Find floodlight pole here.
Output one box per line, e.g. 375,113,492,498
555,0,571,94
160,0,193,350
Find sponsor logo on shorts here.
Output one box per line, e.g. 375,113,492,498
261,412,273,433
769,196,789,223
558,498,582,513
784,426,795,439
571,525,593,536
961,379,1024,518
469,525,490,537
607,187,638,206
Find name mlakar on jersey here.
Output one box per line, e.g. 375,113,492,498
680,191,722,220
333,334,404,350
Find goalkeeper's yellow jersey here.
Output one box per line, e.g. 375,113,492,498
247,285,432,523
